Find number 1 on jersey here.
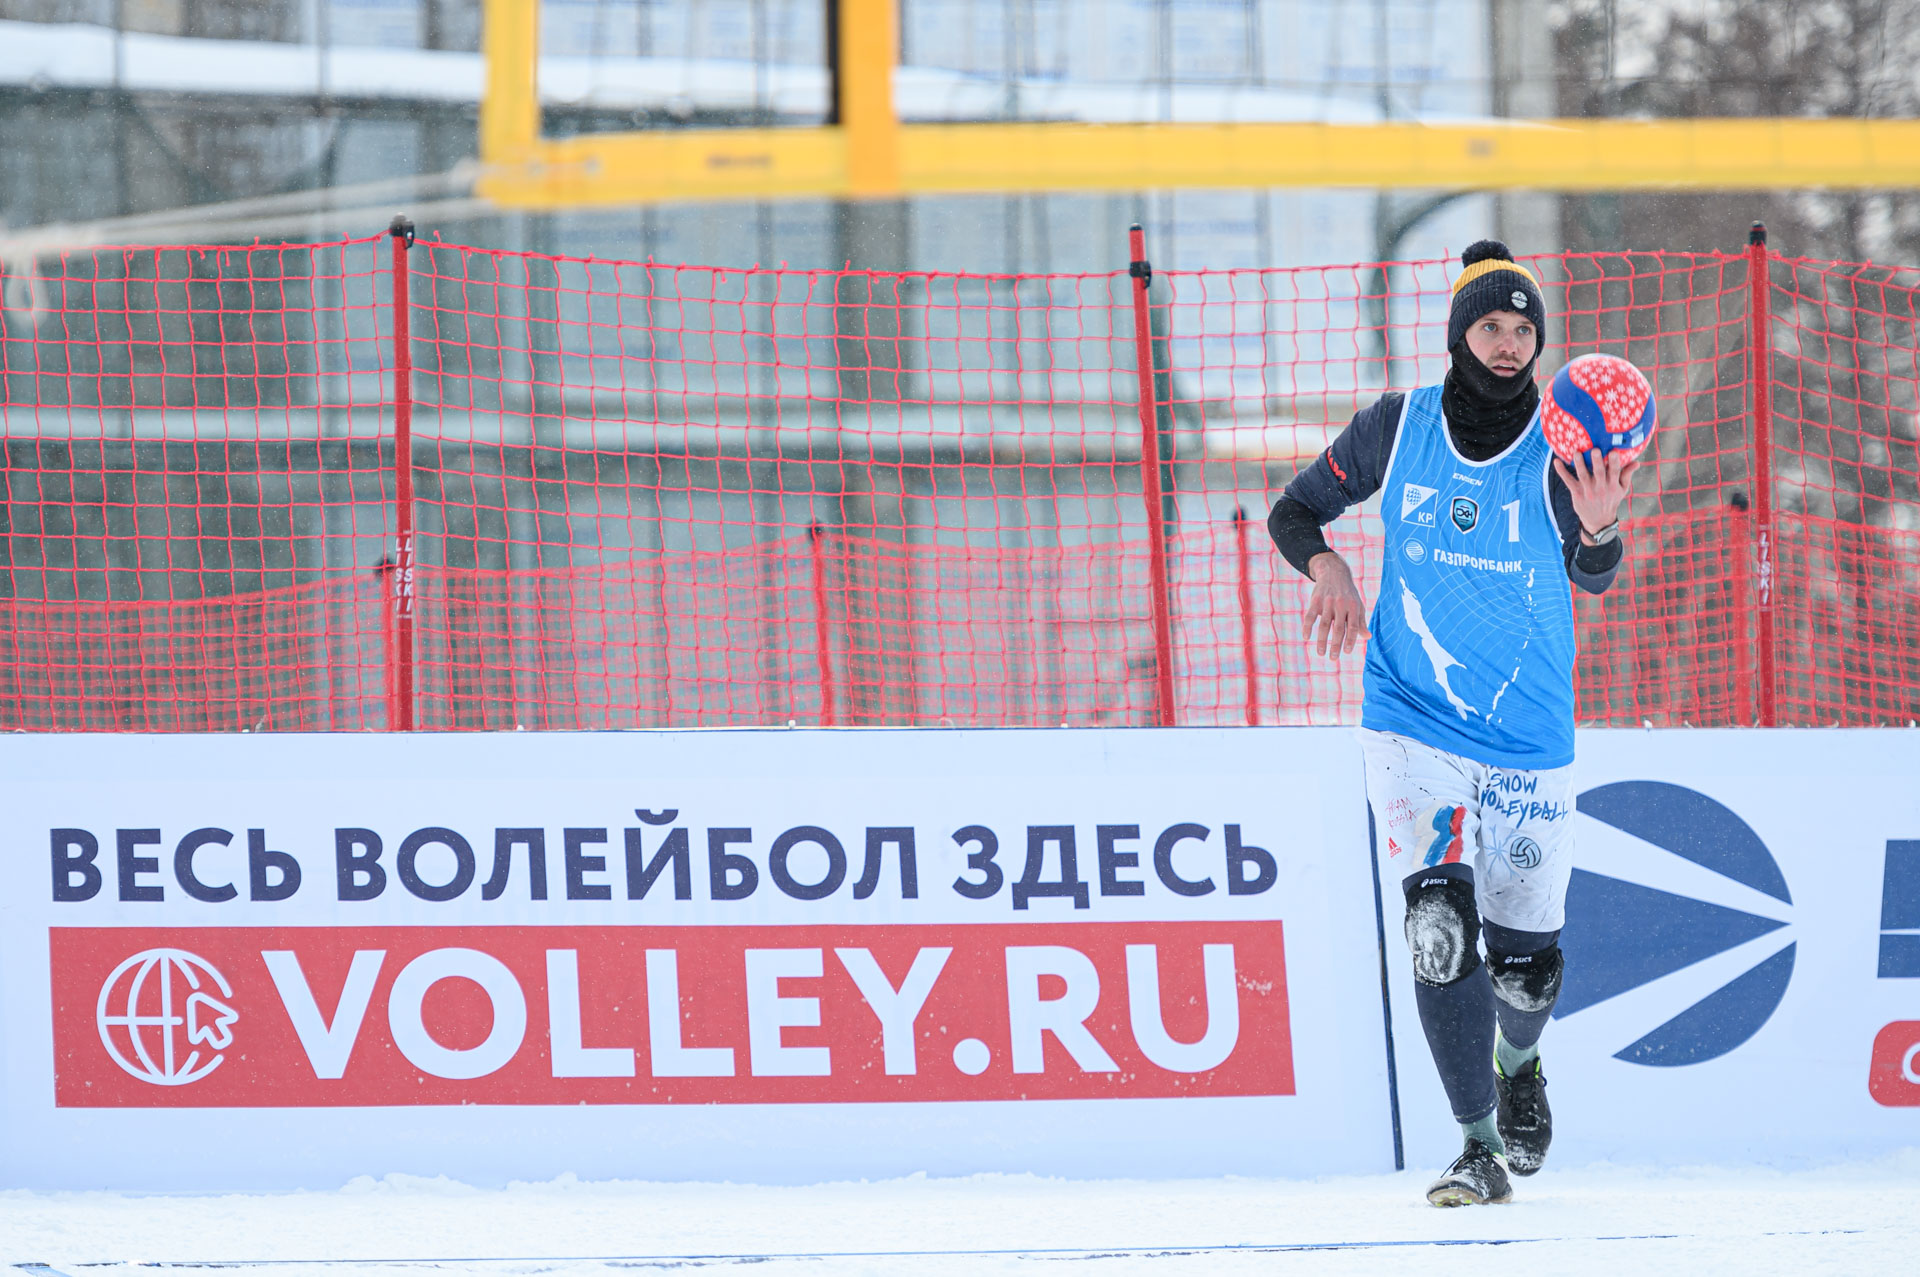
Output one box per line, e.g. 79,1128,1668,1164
1503,499,1521,542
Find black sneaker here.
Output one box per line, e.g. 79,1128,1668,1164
1495,1057,1552,1176
1425,1138,1513,1207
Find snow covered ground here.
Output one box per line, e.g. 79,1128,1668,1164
5,1155,1918,1276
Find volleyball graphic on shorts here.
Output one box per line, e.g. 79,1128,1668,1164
1540,353,1657,466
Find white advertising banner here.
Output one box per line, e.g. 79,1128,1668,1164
1384,728,1920,1170
0,727,1391,1191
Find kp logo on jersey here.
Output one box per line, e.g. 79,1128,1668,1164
1556,782,1793,1067
96,948,239,1086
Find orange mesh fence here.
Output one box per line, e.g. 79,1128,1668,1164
0,577,385,731
1,231,1915,730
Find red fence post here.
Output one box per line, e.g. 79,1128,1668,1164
377,557,397,722
1747,222,1778,727
1233,507,1259,726
1127,224,1178,728
1729,492,1754,728
388,216,418,731
809,524,836,726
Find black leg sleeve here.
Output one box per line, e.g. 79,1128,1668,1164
1404,867,1497,1123
1413,967,1499,1123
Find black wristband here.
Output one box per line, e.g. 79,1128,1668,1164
1573,534,1623,575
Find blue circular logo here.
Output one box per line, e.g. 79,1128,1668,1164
1403,541,1427,565
1559,781,1793,1067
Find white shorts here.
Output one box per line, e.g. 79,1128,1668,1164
1359,727,1576,934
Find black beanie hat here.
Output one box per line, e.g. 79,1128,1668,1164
1446,240,1547,354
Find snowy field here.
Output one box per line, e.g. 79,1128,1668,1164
5,1156,1918,1276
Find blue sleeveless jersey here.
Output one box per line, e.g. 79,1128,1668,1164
1361,384,1577,769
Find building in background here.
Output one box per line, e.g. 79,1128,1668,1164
0,0,1545,271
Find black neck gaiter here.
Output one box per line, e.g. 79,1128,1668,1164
1440,343,1541,462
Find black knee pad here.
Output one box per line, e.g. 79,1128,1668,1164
1488,944,1564,1013
1403,876,1481,987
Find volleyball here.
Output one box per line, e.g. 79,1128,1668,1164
1540,354,1657,466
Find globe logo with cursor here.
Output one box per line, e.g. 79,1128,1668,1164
96,948,239,1086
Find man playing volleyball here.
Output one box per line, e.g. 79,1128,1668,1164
1266,241,1641,1206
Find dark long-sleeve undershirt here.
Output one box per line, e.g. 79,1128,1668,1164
1266,392,1625,595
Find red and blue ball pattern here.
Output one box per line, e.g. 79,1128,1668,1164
1540,353,1657,466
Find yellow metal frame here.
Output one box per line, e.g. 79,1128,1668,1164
478,0,1920,207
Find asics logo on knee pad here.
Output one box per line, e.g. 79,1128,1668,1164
1490,945,1564,1013
1404,879,1481,986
